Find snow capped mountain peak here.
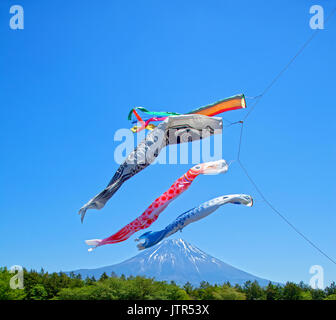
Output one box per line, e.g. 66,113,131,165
71,238,271,286
145,238,205,256
138,238,209,272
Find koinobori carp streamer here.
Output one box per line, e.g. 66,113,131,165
85,160,229,251
136,194,253,250
128,94,246,132
78,114,223,222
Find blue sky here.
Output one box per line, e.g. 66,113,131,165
1,0,335,286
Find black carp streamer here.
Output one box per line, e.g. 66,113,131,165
79,114,223,222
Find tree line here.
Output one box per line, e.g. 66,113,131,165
1,267,336,300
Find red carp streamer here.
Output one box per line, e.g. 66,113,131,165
85,160,228,251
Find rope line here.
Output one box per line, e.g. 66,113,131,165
238,160,336,266
237,121,244,161
244,6,336,121
236,7,336,265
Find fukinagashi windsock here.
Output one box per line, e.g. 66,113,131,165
85,159,229,251
128,94,246,132
78,114,223,222
135,194,253,250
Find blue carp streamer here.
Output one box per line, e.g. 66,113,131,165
135,194,253,250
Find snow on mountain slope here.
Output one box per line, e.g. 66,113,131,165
70,238,271,286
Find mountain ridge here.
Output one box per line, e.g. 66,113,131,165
69,238,271,286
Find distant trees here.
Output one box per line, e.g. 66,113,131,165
242,281,266,300
198,284,245,300
99,272,109,282
325,281,336,295
29,284,48,300
1,267,336,300
282,282,309,300
0,268,26,300
265,282,281,300
57,276,189,300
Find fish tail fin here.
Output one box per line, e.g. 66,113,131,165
78,206,89,223
78,184,120,223
85,239,102,252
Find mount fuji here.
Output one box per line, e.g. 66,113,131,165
70,238,271,286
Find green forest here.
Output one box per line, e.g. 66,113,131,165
1,267,336,300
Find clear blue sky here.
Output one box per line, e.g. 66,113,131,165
1,0,335,286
